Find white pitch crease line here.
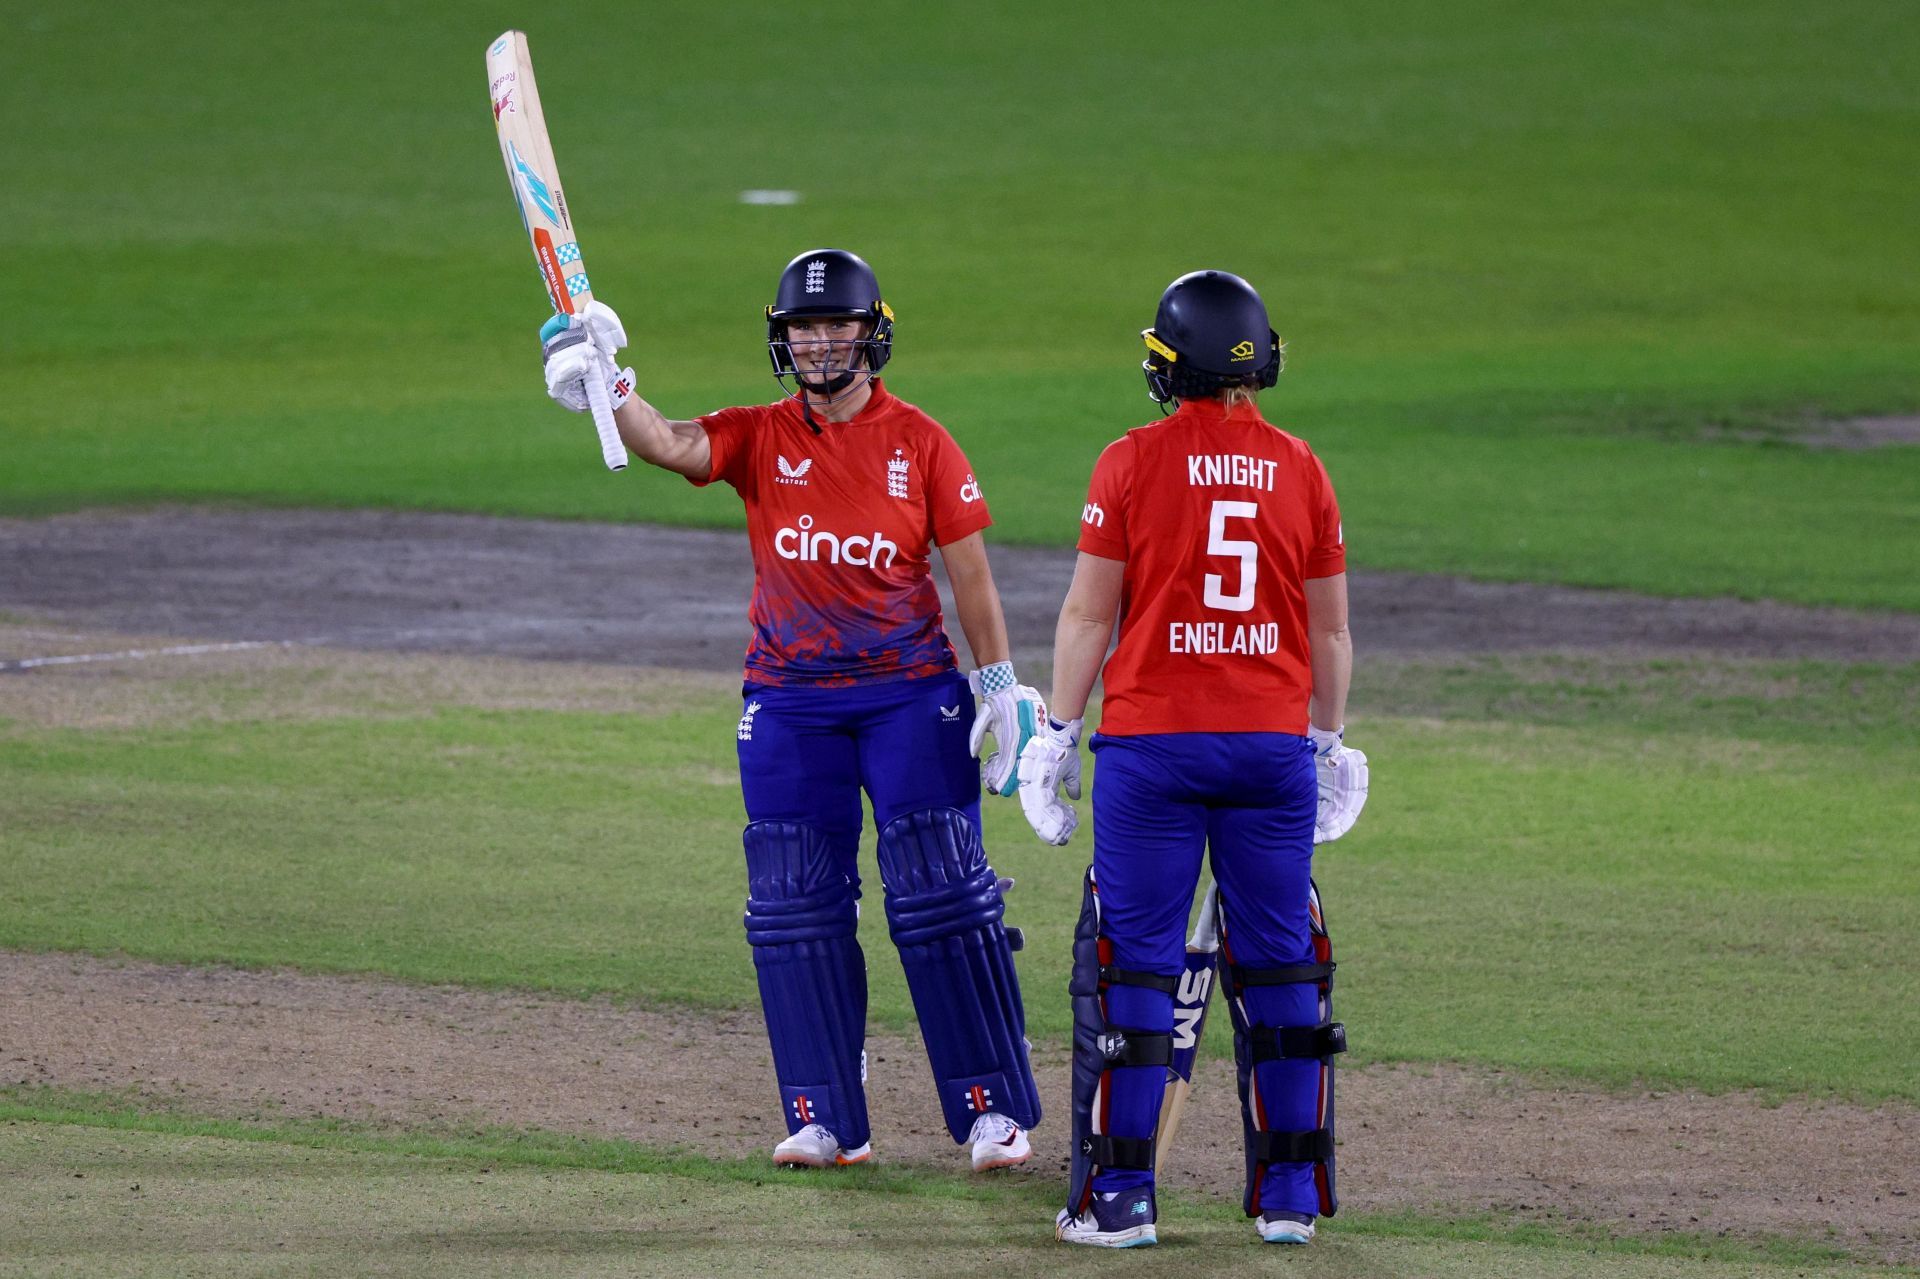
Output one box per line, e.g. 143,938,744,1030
0,640,305,672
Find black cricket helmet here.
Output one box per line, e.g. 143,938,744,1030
766,248,894,397
1141,269,1283,405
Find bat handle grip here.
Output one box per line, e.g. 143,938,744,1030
585,373,627,472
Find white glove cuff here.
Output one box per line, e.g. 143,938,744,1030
975,660,1017,696
1308,723,1345,756
1045,716,1083,746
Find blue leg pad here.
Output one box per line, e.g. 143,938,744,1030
1065,866,1176,1215
742,820,870,1149
1220,881,1346,1218
876,808,1041,1141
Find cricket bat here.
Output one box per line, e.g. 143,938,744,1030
485,30,626,472
1155,878,1221,1169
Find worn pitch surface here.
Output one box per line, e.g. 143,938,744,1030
3,952,1914,1262
5,508,1919,670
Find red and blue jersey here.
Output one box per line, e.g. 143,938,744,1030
693,381,992,687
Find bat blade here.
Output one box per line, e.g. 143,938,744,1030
485,30,625,472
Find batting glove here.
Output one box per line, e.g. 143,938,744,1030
1309,724,1370,845
541,301,633,414
1017,716,1083,846
968,661,1047,797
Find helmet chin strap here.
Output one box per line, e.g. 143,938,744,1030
796,368,869,433
801,370,859,396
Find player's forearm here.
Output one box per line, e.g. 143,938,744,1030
1306,571,1352,729
953,594,1012,668
614,395,710,479
1308,626,1352,730
941,535,1011,666
1049,552,1124,723
1048,611,1110,723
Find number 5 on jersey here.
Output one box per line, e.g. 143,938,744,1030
1204,500,1259,613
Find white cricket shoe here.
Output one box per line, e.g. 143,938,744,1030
967,1113,1032,1171
1257,1210,1317,1244
772,1123,871,1168
1055,1188,1157,1247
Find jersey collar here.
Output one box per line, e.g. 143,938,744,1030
848,377,895,422
1173,395,1263,424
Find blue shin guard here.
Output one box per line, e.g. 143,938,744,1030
1220,880,1346,1218
1066,866,1176,1217
742,820,870,1148
875,808,1041,1141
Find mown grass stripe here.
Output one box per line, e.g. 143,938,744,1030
0,1089,1867,1270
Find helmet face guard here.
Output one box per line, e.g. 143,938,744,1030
765,248,894,404
767,306,895,400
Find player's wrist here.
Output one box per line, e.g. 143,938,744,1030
974,660,1016,696
1308,723,1345,756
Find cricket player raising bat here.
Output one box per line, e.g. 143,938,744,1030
540,250,1046,1171
1017,271,1366,1248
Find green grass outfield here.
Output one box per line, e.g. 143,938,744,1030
0,1110,1890,1278
6,1,1918,608
4,650,1915,1102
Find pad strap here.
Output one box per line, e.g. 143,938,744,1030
1101,966,1179,994
1248,1022,1347,1063
1250,1127,1336,1163
1097,1029,1173,1067
1230,961,1335,987
1081,1133,1155,1170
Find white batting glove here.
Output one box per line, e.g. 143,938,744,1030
540,301,633,414
1017,716,1083,846
968,661,1047,797
1309,724,1369,844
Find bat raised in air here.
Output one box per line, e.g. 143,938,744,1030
485,29,626,472
1156,878,1220,1169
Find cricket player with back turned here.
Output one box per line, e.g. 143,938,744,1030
538,249,1045,1172
1017,270,1369,1246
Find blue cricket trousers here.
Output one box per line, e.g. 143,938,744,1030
1089,729,1323,1216
735,670,981,889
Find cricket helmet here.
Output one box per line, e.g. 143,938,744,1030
1140,269,1282,405
767,248,894,396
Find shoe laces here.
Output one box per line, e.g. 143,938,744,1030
968,1112,1018,1144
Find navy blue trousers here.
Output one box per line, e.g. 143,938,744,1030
1089,730,1323,1215
736,671,981,850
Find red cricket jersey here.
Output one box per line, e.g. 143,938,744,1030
1077,397,1345,735
692,381,992,686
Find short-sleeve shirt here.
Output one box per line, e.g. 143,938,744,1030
692,380,991,686
1077,397,1344,735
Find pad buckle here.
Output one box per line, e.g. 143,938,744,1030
1097,1028,1173,1067
1248,1022,1348,1063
